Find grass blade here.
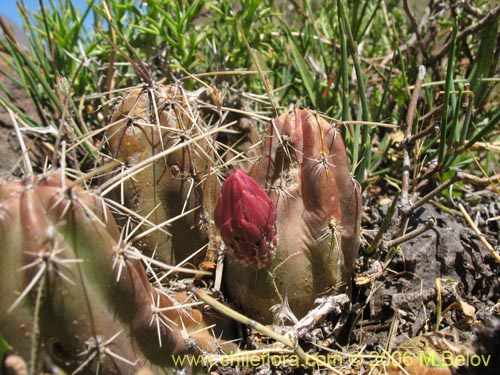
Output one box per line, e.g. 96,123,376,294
337,0,372,181
438,20,458,167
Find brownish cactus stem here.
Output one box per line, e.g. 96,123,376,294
103,84,227,266
222,108,362,323
0,173,231,374
100,123,224,196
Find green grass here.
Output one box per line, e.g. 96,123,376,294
0,0,498,190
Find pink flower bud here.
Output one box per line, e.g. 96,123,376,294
215,168,277,269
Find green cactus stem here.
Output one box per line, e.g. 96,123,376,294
0,172,231,374
221,109,362,323
105,83,219,267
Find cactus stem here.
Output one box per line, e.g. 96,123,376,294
103,198,171,238
193,140,218,167
312,112,331,156
99,122,229,196
146,87,168,162
111,245,136,283
112,256,126,283
124,202,166,241
270,177,295,199
74,196,108,228
50,191,107,229
180,177,195,215
29,264,45,375
308,154,336,179
49,192,72,219
267,252,302,305
316,218,342,246
271,120,294,161
177,91,202,130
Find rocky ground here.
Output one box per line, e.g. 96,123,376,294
353,196,500,374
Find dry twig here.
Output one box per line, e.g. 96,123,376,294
458,203,500,264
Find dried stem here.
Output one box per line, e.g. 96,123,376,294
400,65,426,209
409,170,463,214
381,217,436,251
191,287,312,363
434,278,442,332
409,121,438,143
287,294,349,341
368,192,399,254
100,2,151,84
461,172,500,188
458,203,500,264
8,108,34,179
403,0,427,60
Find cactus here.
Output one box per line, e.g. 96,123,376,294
0,82,362,373
0,172,230,374
220,109,362,323
105,83,219,266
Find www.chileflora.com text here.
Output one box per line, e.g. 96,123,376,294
171,350,491,368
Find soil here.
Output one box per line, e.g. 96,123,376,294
363,200,500,337
348,194,500,374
